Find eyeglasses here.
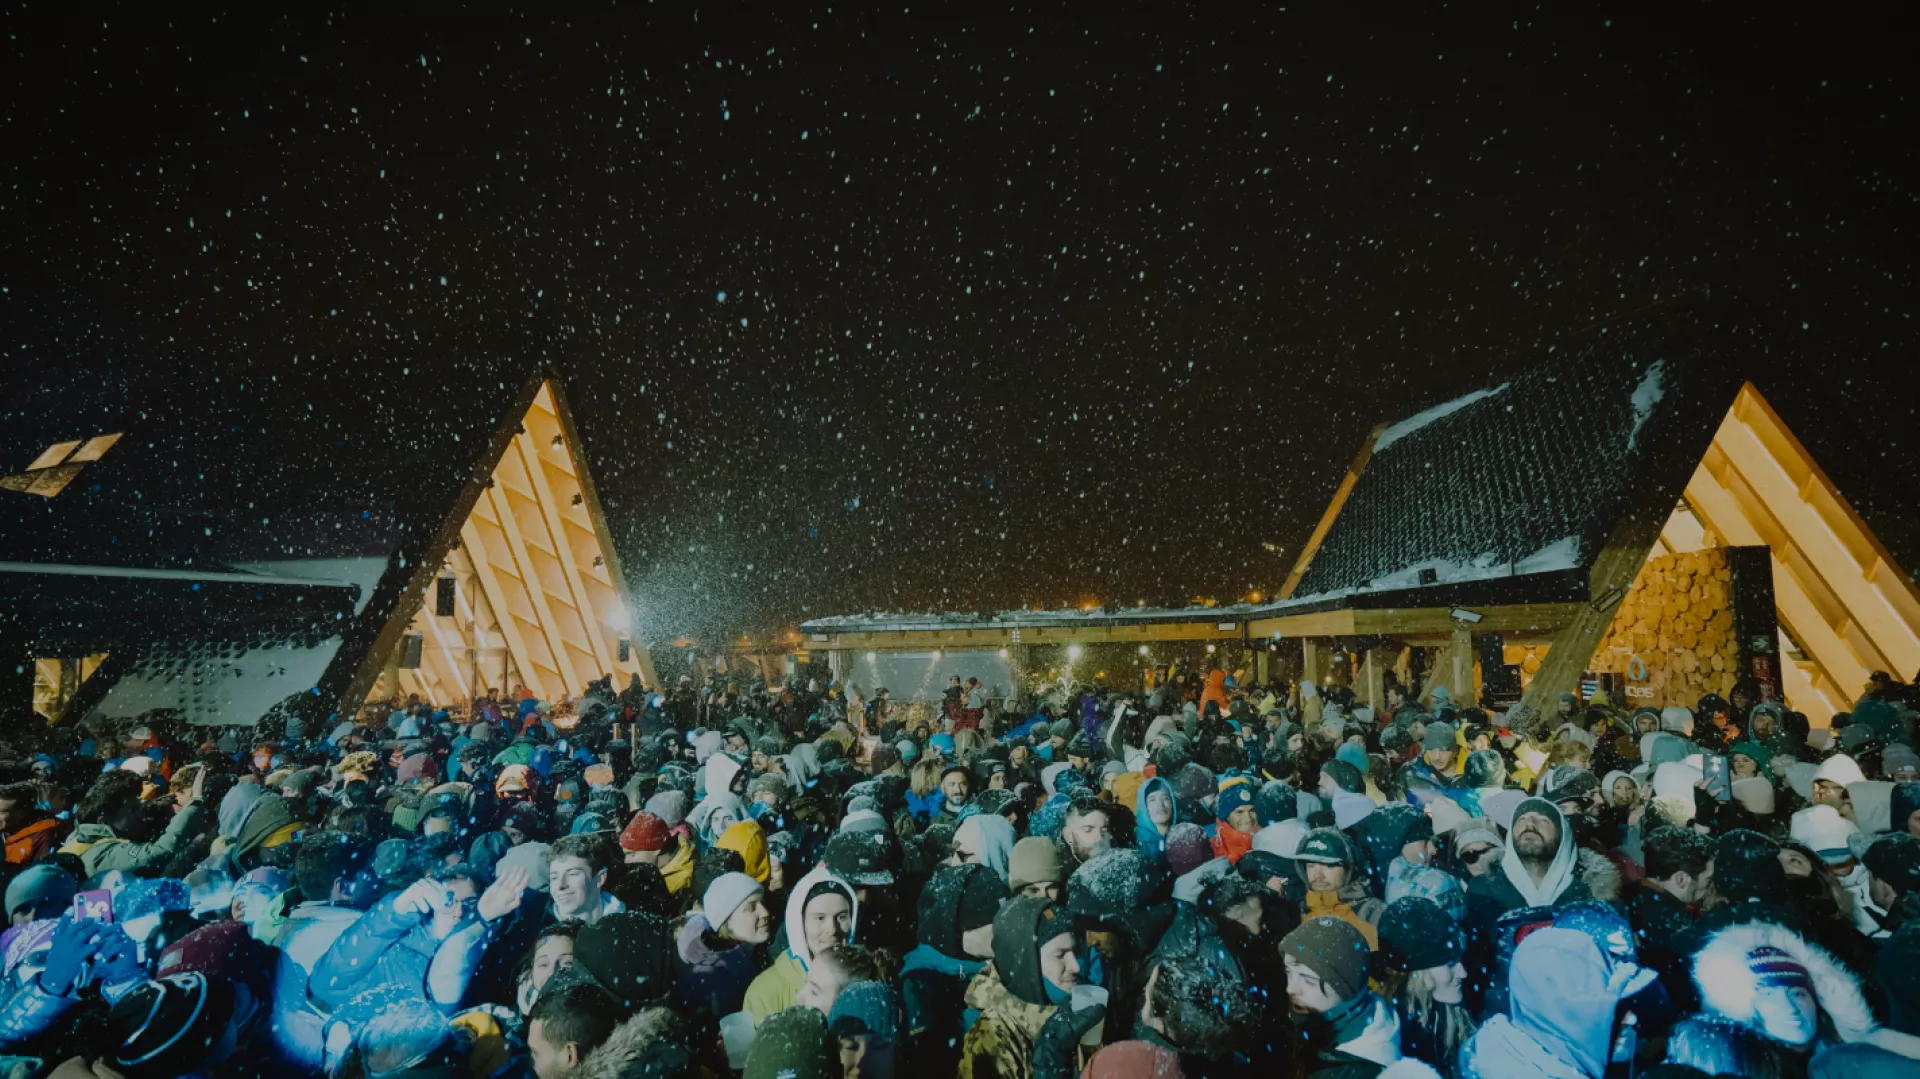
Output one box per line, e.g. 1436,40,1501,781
1459,846,1494,865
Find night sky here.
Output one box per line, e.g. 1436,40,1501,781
4,10,1916,645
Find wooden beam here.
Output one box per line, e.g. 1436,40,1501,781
1279,424,1387,600
513,429,618,681
1348,603,1583,639
460,518,552,701
544,381,661,687
1248,609,1358,639
1300,639,1325,686
486,484,584,694
1519,516,1661,714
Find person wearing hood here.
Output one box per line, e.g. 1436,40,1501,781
1282,916,1403,1077
959,896,1091,1079
1458,927,1656,1078
1134,775,1178,864
953,813,1016,883
902,864,1007,1074
1395,724,1462,800
1691,917,1912,1072
1464,797,1587,1011
744,863,859,1025
1294,828,1385,948
688,791,749,850
1209,780,1259,865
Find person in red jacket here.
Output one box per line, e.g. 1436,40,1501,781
0,782,69,865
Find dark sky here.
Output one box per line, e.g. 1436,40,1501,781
4,10,1916,645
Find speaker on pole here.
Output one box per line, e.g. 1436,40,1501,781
436,577,457,617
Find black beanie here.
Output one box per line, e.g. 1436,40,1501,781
1866,833,1920,896
106,973,236,1079
1255,780,1297,826
917,863,1008,956
1320,759,1365,795
574,911,675,1013
1376,897,1462,973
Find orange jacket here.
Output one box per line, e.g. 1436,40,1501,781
5,818,71,865
1199,670,1231,717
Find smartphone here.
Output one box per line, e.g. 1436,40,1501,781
1703,753,1732,802
72,889,114,923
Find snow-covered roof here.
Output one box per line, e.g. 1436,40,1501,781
803,601,1272,633
1287,318,1719,604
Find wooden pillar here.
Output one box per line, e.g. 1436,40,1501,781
1301,638,1325,687
1451,622,1473,707
1361,649,1381,710
1255,649,1270,685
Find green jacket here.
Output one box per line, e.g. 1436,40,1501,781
743,949,807,1026
65,803,208,880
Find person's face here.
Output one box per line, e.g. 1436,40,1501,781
1779,848,1815,878
1304,862,1347,893
1285,955,1343,1014
1223,897,1263,937
1753,985,1819,1046
1636,715,1658,734
709,808,739,836
527,1018,582,1079
1317,774,1339,800
1752,713,1775,738
1732,755,1759,778
1038,931,1080,991
1063,810,1111,861
549,855,605,921
432,877,479,936
1511,812,1559,860
804,893,853,955
625,846,662,865
941,772,971,805
798,960,850,1016
1427,962,1467,1005
1612,778,1639,806
1459,843,1498,877
1400,838,1434,866
0,796,24,833
1145,790,1174,827
1287,732,1304,753
1908,808,1920,839
751,751,771,773
1019,880,1060,902
1010,746,1029,768
839,1034,895,1079
961,920,996,959
530,934,575,993
1227,805,1259,833
768,858,787,892
1811,779,1847,808
1425,748,1456,772
724,893,775,944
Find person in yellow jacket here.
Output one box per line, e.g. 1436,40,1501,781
743,863,858,1025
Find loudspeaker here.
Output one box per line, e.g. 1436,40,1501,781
618,637,631,663
435,577,457,617
400,633,424,669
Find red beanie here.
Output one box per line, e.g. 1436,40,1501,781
156,920,258,983
620,811,670,853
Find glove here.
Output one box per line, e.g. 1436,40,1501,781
90,923,145,992
1032,999,1105,1079
38,917,107,997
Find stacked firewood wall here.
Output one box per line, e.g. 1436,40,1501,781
1587,548,1740,707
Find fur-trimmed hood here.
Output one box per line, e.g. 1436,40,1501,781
1693,920,1873,1043
573,1006,685,1079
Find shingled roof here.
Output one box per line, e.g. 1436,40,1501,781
1283,302,1745,606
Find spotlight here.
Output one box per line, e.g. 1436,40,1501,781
1067,645,1083,661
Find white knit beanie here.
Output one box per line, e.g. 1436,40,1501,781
702,871,764,931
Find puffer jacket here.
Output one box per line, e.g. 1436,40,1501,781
3,818,69,865
310,890,480,1011
959,963,1057,1079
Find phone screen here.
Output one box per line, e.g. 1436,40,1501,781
1703,754,1732,802
72,889,114,923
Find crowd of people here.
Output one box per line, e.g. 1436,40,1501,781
1,663,1919,1079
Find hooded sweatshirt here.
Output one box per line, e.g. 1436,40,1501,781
1460,928,1655,1079
1471,798,1580,912
1133,776,1178,862
959,897,1074,1079
955,814,1016,883
742,864,859,1024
